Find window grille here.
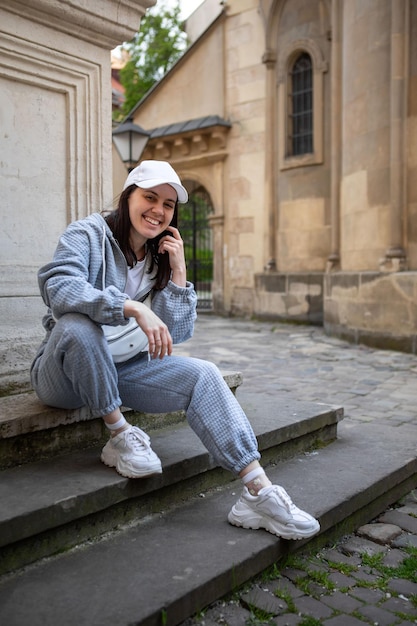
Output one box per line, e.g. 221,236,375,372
288,52,313,156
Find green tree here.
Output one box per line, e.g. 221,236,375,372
117,1,188,119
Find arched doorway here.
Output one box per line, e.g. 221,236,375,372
178,185,213,310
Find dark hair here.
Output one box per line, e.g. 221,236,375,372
104,184,178,291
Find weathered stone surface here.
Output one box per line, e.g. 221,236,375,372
392,533,417,549
293,596,333,620
379,510,417,534
320,591,363,613
324,272,417,354
340,536,387,557
388,578,417,597
357,604,403,626
240,588,288,616
357,522,403,544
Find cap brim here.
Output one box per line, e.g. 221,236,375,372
136,179,188,203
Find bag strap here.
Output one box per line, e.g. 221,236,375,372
102,224,107,291
102,224,153,305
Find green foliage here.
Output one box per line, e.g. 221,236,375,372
360,551,385,570
325,559,357,576
245,608,274,625
118,0,188,118
161,608,167,626
296,569,335,595
360,546,417,584
395,547,417,582
184,246,213,281
274,589,297,614
258,563,282,583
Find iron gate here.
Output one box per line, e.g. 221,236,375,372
178,188,213,310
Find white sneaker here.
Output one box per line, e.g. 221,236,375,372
228,485,320,540
101,425,162,478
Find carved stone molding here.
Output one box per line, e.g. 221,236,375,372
208,214,225,228
143,125,230,163
277,38,328,84
262,48,277,69
4,0,154,48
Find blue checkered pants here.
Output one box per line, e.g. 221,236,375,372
31,313,260,474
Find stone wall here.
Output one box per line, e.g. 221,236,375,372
253,273,324,324
0,0,153,393
324,272,417,353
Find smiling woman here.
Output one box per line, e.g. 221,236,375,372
30,159,320,542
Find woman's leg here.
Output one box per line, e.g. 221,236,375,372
31,313,122,416
32,331,319,539
31,314,162,477
117,355,260,475
118,354,320,539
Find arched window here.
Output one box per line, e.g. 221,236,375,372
278,39,326,169
288,52,313,156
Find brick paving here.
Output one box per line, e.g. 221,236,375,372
176,315,417,626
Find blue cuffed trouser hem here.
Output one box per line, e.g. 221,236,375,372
118,355,260,474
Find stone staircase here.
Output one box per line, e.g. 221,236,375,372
0,372,416,626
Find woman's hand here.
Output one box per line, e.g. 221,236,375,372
158,226,187,287
123,300,172,359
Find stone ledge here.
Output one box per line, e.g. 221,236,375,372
0,371,242,439
0,372,243,469
5,0,153,48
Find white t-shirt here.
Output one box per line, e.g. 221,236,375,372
125,259,146,298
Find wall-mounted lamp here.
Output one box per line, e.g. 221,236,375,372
112,117,150,172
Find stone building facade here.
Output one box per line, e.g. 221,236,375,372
1,0,416,393
123,0,417,353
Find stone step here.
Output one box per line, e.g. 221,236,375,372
0,398,342,576
0,419,415,626
0,371,243,469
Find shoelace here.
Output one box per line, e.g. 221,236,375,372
263,485,296,512
124,426,151,451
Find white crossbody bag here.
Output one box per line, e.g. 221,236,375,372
102,292,152,363
101,225,152,363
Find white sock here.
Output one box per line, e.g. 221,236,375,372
242,467,265,484
105,416,128,432
242,467,271,495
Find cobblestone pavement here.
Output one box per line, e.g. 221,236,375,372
175,315,417,430
176,315,417,626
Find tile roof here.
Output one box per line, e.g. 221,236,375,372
148,115,231,138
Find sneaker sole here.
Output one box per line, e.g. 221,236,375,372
227,510,320,540
100,454,163,479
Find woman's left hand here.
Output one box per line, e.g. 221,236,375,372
158,226,187,287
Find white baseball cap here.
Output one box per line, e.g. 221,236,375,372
123,160,188,203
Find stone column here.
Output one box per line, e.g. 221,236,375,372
208,214,225,313
327,0,342,271
381,0,409,271
0,0,154,392
262,48,278,271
